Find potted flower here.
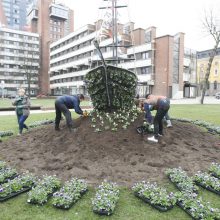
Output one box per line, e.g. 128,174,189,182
194,171,220,195
176,192,220,219
209,162,220,179
0,130,13,137
27,175,61,205
0,167,17,184
165,167,198,193
92,181,119,216
52,178,88,209
0,172,36,201
132,181,176,211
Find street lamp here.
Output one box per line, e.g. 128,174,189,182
1,80,5,99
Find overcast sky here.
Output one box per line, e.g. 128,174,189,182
61,0,220,51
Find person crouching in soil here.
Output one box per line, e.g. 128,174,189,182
143,94,170,143
55,94,86,131
12,88,30,135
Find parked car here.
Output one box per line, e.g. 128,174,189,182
215,92,220,99
7,94,16,99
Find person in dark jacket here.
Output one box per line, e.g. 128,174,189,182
55,94,85,131
12,88,31,135
143,94,170,143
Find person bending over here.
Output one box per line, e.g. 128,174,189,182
55,94,85,131
144,94,170,143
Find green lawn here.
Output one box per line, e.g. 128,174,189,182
0,104,220,219
0,183,220,220
169,104,220,125
0,98,91,108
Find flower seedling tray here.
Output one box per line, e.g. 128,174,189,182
177,201,198,220
210,173,220,179
0,187,31,202
28,187,59,205
93,209,113,216
80,189,88,195
195,181,220,196
167,175,198,194
134,192,173,212
53,189,88,210
0,174,18,184
53,203,75,210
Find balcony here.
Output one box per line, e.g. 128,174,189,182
27,8,38,23
49,4,68,20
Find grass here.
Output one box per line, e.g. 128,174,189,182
170,104,220,125
0,184,220,220
0,98,91,108
0,104,220,219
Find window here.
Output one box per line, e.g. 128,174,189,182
145,31,151,43
139,66,152,75
214,69,218,76
142,52,149,59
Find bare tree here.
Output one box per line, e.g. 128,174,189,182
200,10,220,104
21,41,39,98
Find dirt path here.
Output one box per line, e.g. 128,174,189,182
0,115,220,186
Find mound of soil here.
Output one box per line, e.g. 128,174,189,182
0,115,220,186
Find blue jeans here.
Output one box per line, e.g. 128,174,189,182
17,114,28,134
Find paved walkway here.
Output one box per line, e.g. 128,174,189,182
170,96,220,104
0,97,219,116
0,108,92,116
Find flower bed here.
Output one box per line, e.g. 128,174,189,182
173,118,220,135
209,162,220,179
0,130,13,137
176,192,220,220
165,167,198,193
29,119,54,128
0,172,36,202
27,175,61,205
89,107,140,132
194,171,220,195
132,181,176,211
92,181,119,216
0,167,17,184
52,178,88,210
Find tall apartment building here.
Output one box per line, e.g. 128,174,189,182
0,0,32,30
49,21,197,99
197,48,220,96
27,0,74,94
0,27,39,96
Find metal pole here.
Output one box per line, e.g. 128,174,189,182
115,0,118,66
112,0,115,63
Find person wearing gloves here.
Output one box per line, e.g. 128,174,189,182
144,94,170,143
12,88,31,135
55,94,86,131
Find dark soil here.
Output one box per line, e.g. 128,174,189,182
0,115,220,186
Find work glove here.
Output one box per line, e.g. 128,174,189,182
83,111,88,117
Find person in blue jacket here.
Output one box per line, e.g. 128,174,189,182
55,94,85,131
